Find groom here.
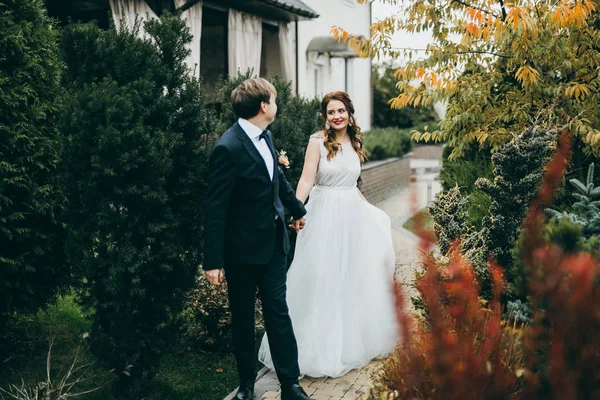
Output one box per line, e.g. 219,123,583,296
203,78,311,400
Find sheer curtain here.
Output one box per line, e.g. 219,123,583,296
228,10,262,77
109,0,158,39
278,22,295,93
174,0,203,77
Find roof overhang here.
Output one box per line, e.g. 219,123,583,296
306,36,363,59
180,0,319,21
257,0,319,19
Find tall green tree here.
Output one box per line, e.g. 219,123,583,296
372,62,438,129
59,14,216,397
0,0,68,319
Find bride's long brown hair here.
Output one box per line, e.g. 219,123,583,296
320,91,366,164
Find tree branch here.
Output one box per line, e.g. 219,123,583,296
456,50,512,58
499,0,507,21
389,47,512,59
451,0,502,19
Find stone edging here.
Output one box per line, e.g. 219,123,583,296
222,366,270,400
361,152,413,171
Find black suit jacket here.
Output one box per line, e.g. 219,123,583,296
203,122,307,271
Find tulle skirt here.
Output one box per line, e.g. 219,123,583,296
258,185,400,378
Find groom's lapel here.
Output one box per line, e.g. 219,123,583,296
265,131,278,183
234,123,270,180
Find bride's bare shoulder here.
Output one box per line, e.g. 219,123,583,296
310,131,325,140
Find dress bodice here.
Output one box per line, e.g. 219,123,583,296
314,138,361,189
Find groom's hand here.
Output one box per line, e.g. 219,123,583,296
205,269,224,286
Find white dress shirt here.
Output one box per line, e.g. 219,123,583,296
238,118,274,181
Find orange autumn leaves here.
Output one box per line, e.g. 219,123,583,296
331,0,597,104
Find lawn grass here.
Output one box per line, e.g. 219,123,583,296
0,295,240,400
402,208,434,235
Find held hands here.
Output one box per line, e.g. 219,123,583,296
205,269,224,286
288,217,306,233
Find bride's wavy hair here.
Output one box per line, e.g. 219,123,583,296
320,91,365,164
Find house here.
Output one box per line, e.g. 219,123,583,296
46,0,373,130
296,0,372,130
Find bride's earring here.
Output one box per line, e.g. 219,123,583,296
325,122,331,130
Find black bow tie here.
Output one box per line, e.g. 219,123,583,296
259,130,269,141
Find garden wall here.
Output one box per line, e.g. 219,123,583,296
360,153,412,204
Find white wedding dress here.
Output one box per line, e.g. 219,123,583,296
258,137,400,378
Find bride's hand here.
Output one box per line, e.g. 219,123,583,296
288,217,306,233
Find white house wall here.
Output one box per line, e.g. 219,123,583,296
297,0,372,131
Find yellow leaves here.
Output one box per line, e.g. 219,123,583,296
549,0,596,28
411,127,443,144
331,26,371,58
515,66,540,88
415,67,426,79
565,83,591,100
466,7,485,25
463,6,500,41
389,94,410,109
506,6,535,32
389,90,435,109
330,26,347,43
393,68,404,80
585,129,600,148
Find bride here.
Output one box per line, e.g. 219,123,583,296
258,91,400,378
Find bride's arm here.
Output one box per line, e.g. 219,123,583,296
295,137,321,204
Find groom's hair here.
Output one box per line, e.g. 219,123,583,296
231,78,277,119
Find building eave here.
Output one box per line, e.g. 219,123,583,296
257,0,319,19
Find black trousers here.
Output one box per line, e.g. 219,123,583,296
224,220,300,387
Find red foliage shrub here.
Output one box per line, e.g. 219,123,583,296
377,135,600,399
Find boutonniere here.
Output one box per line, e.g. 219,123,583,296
278,150,290,169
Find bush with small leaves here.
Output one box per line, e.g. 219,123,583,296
546,163,600,235
0,0,68,321
362,126,414,162
458,126,556,296
181,275,262,352
59,15,216,398
429,186,469,255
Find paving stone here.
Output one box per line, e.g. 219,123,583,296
304,387,317,396
331,381,353,392
314,388,347,397
257,384,281,393
324,376,353,385
299,381,312,390
317,383,337,392
309,381,326,389
261,391,279,398
344,385,370,400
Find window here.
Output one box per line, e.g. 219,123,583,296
200,7,228,96
260,23,283,78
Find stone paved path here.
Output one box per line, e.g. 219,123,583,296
225,145,444,400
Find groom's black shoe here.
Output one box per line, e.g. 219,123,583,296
281,383,312,400
234,381,254,400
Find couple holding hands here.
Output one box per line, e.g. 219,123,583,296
204,78,399,400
